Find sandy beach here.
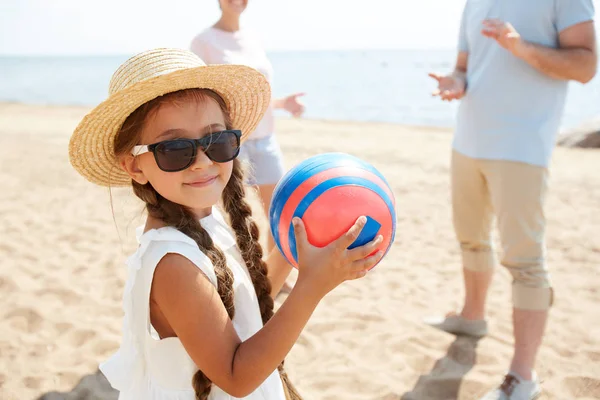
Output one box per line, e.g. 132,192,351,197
1,101,599,400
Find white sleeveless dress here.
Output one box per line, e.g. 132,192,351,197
100,207,287,400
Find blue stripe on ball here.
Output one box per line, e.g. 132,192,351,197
349,216,382,249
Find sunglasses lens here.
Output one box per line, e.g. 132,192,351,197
154,140,195,172
204,131,240,163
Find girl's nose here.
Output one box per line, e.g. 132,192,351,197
189,148,213,170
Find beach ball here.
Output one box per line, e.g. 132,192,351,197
269,152,396,269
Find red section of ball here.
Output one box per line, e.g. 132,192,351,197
302,186,393,269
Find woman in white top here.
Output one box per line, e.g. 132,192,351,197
68,48,383,399
191,0,306,255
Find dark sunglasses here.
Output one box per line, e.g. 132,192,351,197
131,129,241,172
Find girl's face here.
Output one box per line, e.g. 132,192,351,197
219,0,248,16
125,98,234,219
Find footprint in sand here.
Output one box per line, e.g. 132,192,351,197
92,339,120,357
23,376,42,389
35,288,82,307
70,329,97,347
5,307,43,333
344,311,386,323
0,275,18,292
292,331,321,355
554,345,578,359
583,349,600,362
54,322,74,336
563,376,600,398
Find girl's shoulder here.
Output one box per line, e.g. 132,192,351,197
132,225,219,288
129,207,235,288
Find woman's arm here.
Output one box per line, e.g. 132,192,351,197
190,35,213,64
265,246,293,298
271,93,306,117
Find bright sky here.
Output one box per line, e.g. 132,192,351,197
0,0,470,55
1,0,599,55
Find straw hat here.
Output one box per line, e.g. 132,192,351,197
69,48,271,187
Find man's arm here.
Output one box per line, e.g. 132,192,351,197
518,21,597,83
428,3,469,101
453,51,469,82
482,14,597,84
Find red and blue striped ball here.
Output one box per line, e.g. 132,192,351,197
269,152,396,269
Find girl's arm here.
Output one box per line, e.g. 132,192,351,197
152,217,383,397
152,255,319,397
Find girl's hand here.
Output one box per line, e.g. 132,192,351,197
291,216,384,298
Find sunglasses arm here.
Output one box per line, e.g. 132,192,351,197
131,145,150,156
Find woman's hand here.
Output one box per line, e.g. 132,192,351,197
278,93,306,117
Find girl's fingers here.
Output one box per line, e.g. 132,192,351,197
349,250,384,275
346,235,383,261
335,216,367,250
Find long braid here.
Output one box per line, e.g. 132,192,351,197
222,160,303,400
222,160,273,321
132,181,235,399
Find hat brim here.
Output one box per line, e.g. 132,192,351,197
69,64,271,187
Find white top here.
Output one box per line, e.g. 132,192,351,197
190,27,275,140
99,207,286,400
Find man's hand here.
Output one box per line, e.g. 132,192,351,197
428,73,466,101
481,19,527,57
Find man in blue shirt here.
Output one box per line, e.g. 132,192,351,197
427,0,597,398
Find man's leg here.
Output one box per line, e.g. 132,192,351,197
484,159,551,382
426,150,495,336
462,267,495,320
452,150,496,321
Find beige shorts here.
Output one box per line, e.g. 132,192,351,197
451,150,553,310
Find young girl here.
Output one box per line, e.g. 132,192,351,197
68,48,383,400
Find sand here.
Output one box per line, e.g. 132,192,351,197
1,102,599,400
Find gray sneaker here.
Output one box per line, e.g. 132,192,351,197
480,372,542,400
424,313,488,337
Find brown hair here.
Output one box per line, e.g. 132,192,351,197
114,88,301,399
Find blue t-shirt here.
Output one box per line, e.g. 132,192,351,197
454,0,595,167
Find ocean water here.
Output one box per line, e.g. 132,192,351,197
1,49,599,130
